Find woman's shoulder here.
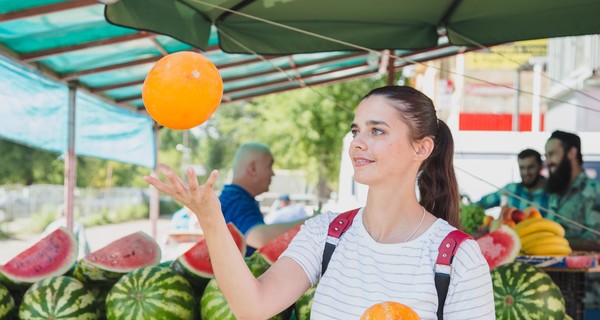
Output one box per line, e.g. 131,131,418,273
302,209,360,234
428,219,486,265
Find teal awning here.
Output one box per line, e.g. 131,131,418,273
0,54,155,167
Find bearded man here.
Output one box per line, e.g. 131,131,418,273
545,130,600,245
545,130,600,319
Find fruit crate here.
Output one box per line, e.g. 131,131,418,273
545,271,586,320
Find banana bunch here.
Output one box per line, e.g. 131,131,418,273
515,218,572,256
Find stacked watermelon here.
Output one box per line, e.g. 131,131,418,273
106,266,196,320
492,262,568,319
0,283,15,319
19,276,98,319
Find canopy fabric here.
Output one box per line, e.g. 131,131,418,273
105,0,600,54
0,54,156,168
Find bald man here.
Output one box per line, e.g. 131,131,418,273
219,142,305,256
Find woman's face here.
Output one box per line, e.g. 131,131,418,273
349,95,416,186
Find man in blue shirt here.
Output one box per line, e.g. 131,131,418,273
477,148,549,212
219,142,305,256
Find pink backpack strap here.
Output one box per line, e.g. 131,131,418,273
435,229,472,320
321,208,360,276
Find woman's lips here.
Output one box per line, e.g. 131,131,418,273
353,157,374,167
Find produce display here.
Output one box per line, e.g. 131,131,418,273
491,262,568,319
1,208,589,320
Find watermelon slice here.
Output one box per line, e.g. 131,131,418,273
257,225,301,265
476,225,521,270
74,231,160,284
172,223,244,294
0,227,77,286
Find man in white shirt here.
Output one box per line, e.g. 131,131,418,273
264,194,309,224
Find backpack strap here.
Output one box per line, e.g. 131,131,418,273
435,229,472,320
321,208,360,276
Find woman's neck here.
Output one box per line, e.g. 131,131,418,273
362,185,425,243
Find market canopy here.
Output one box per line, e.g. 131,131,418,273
106,0,600,54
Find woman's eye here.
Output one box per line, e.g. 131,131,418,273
372,128,383,135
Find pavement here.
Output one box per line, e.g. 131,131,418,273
0,217,182,265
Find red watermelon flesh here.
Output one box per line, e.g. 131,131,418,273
258,225,301,264
476,225,521,270
177,222,246,278
83,231,161,272
0,227,77,284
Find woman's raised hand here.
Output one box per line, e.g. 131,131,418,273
144,164,222,224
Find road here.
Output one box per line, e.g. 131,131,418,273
0,218,179,265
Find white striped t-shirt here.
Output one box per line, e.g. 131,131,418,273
281,208,495,320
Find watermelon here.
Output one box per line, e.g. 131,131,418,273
200,278,292,320
476,225,521,270
106,266,195,320
492,262,567,319
0,283,15,320
74,231,161,284
0,227,77,286
295,285,316,320
19,276,98,319
173,223,245,292
200,256,293,320
256,224,301,265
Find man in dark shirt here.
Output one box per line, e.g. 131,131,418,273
219,142,305,256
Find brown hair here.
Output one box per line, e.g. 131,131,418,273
362,86,460,227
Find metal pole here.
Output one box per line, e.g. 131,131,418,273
532,62,543,132
149,122,160,239
513,69,521,131
64,83,77,232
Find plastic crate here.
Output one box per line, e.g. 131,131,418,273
545,271,585,320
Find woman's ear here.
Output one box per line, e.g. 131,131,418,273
415,137,434,160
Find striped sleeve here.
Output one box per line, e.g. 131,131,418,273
444,239,496,319
280,212,335,286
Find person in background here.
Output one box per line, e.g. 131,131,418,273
170,206,199,230
477,148,548,211
216,142,304,256
544,130,600,318
145,86,494,319
264,194,309,224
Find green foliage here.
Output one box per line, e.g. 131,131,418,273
28,206,60,233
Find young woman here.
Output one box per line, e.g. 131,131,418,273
145,86,495,320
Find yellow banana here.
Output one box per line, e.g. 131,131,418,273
514,218,544,232
525,243,572,256
522,235,570,252
516,219,565,238
520,231,556,248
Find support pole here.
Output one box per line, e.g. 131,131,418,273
64,83,77,231
387,51,395,86
149,122,160,239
